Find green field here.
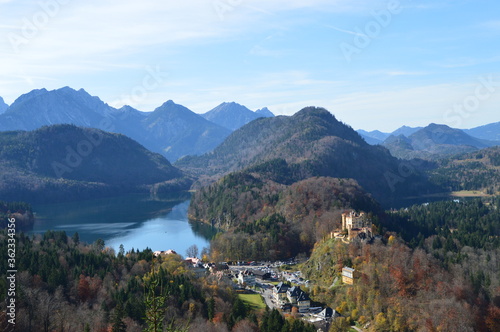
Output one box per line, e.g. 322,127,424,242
238,293,266,310
451,190,491,197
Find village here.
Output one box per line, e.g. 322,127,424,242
154,210,374,331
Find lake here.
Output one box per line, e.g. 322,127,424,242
28,194,214,257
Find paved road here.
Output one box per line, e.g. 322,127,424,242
262,288,277,309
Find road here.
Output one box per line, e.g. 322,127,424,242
261,288,277,309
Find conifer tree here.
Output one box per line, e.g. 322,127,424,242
144,261,166,332
111,303,127,332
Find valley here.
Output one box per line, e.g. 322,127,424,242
2,1,500,330
0,89,499,332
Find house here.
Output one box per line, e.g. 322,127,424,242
296,291,311,313
251,269,271,280
341,267,358,285
185,257,202,267
237,270,256,287
153,249,177,257
285,285,311,312
315,307,340,320
287,286,303,304
273,282,290,302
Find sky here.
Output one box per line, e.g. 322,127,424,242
1,0,499,132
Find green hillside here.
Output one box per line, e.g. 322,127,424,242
0,124,187,203
428,146,500,194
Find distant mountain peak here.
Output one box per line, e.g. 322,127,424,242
255,107,274,117
383,122,495,160
59,86,75,92
0,96,8,114
0,86,116,132
202,101,267,131
118,105,140,113
391,125,423,137
177,105,433,206
153,100,194,116
210,101,249,112
413,123,463,137
426,123,447,129
10,88,48,106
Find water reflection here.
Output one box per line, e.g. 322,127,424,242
29,194,213,256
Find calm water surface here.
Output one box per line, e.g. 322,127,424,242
29,194,213,256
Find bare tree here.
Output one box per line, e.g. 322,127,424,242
186,244,199,258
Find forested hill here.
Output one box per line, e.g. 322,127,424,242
177,107,366,175
193,175,381,260
428,146,500,194
0,124,187,203
178,107,440,206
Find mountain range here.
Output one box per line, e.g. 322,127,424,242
358,123,499,146
177,107,439,206
357,126,422,144
381,124,497,160
0,87,273,162
0,124,186,203
358,122,499,160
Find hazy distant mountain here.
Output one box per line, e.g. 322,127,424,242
0,97,8,114
357,126,423,145
411,124,490,149
464,122,500,142
0,87,117,131
383,123,497,159
141,100,231,161
202,102,274,131
177,107,438,205
392,125,422,137
357,129,390,142
357,130,387,145
0,87,231,161
0,124,185,203
359,134,383,145
255,107,275,118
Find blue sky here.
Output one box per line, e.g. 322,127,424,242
1,0,499,131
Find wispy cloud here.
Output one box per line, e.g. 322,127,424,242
0,0,499,132
360,70,430,79
324,24,367,37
